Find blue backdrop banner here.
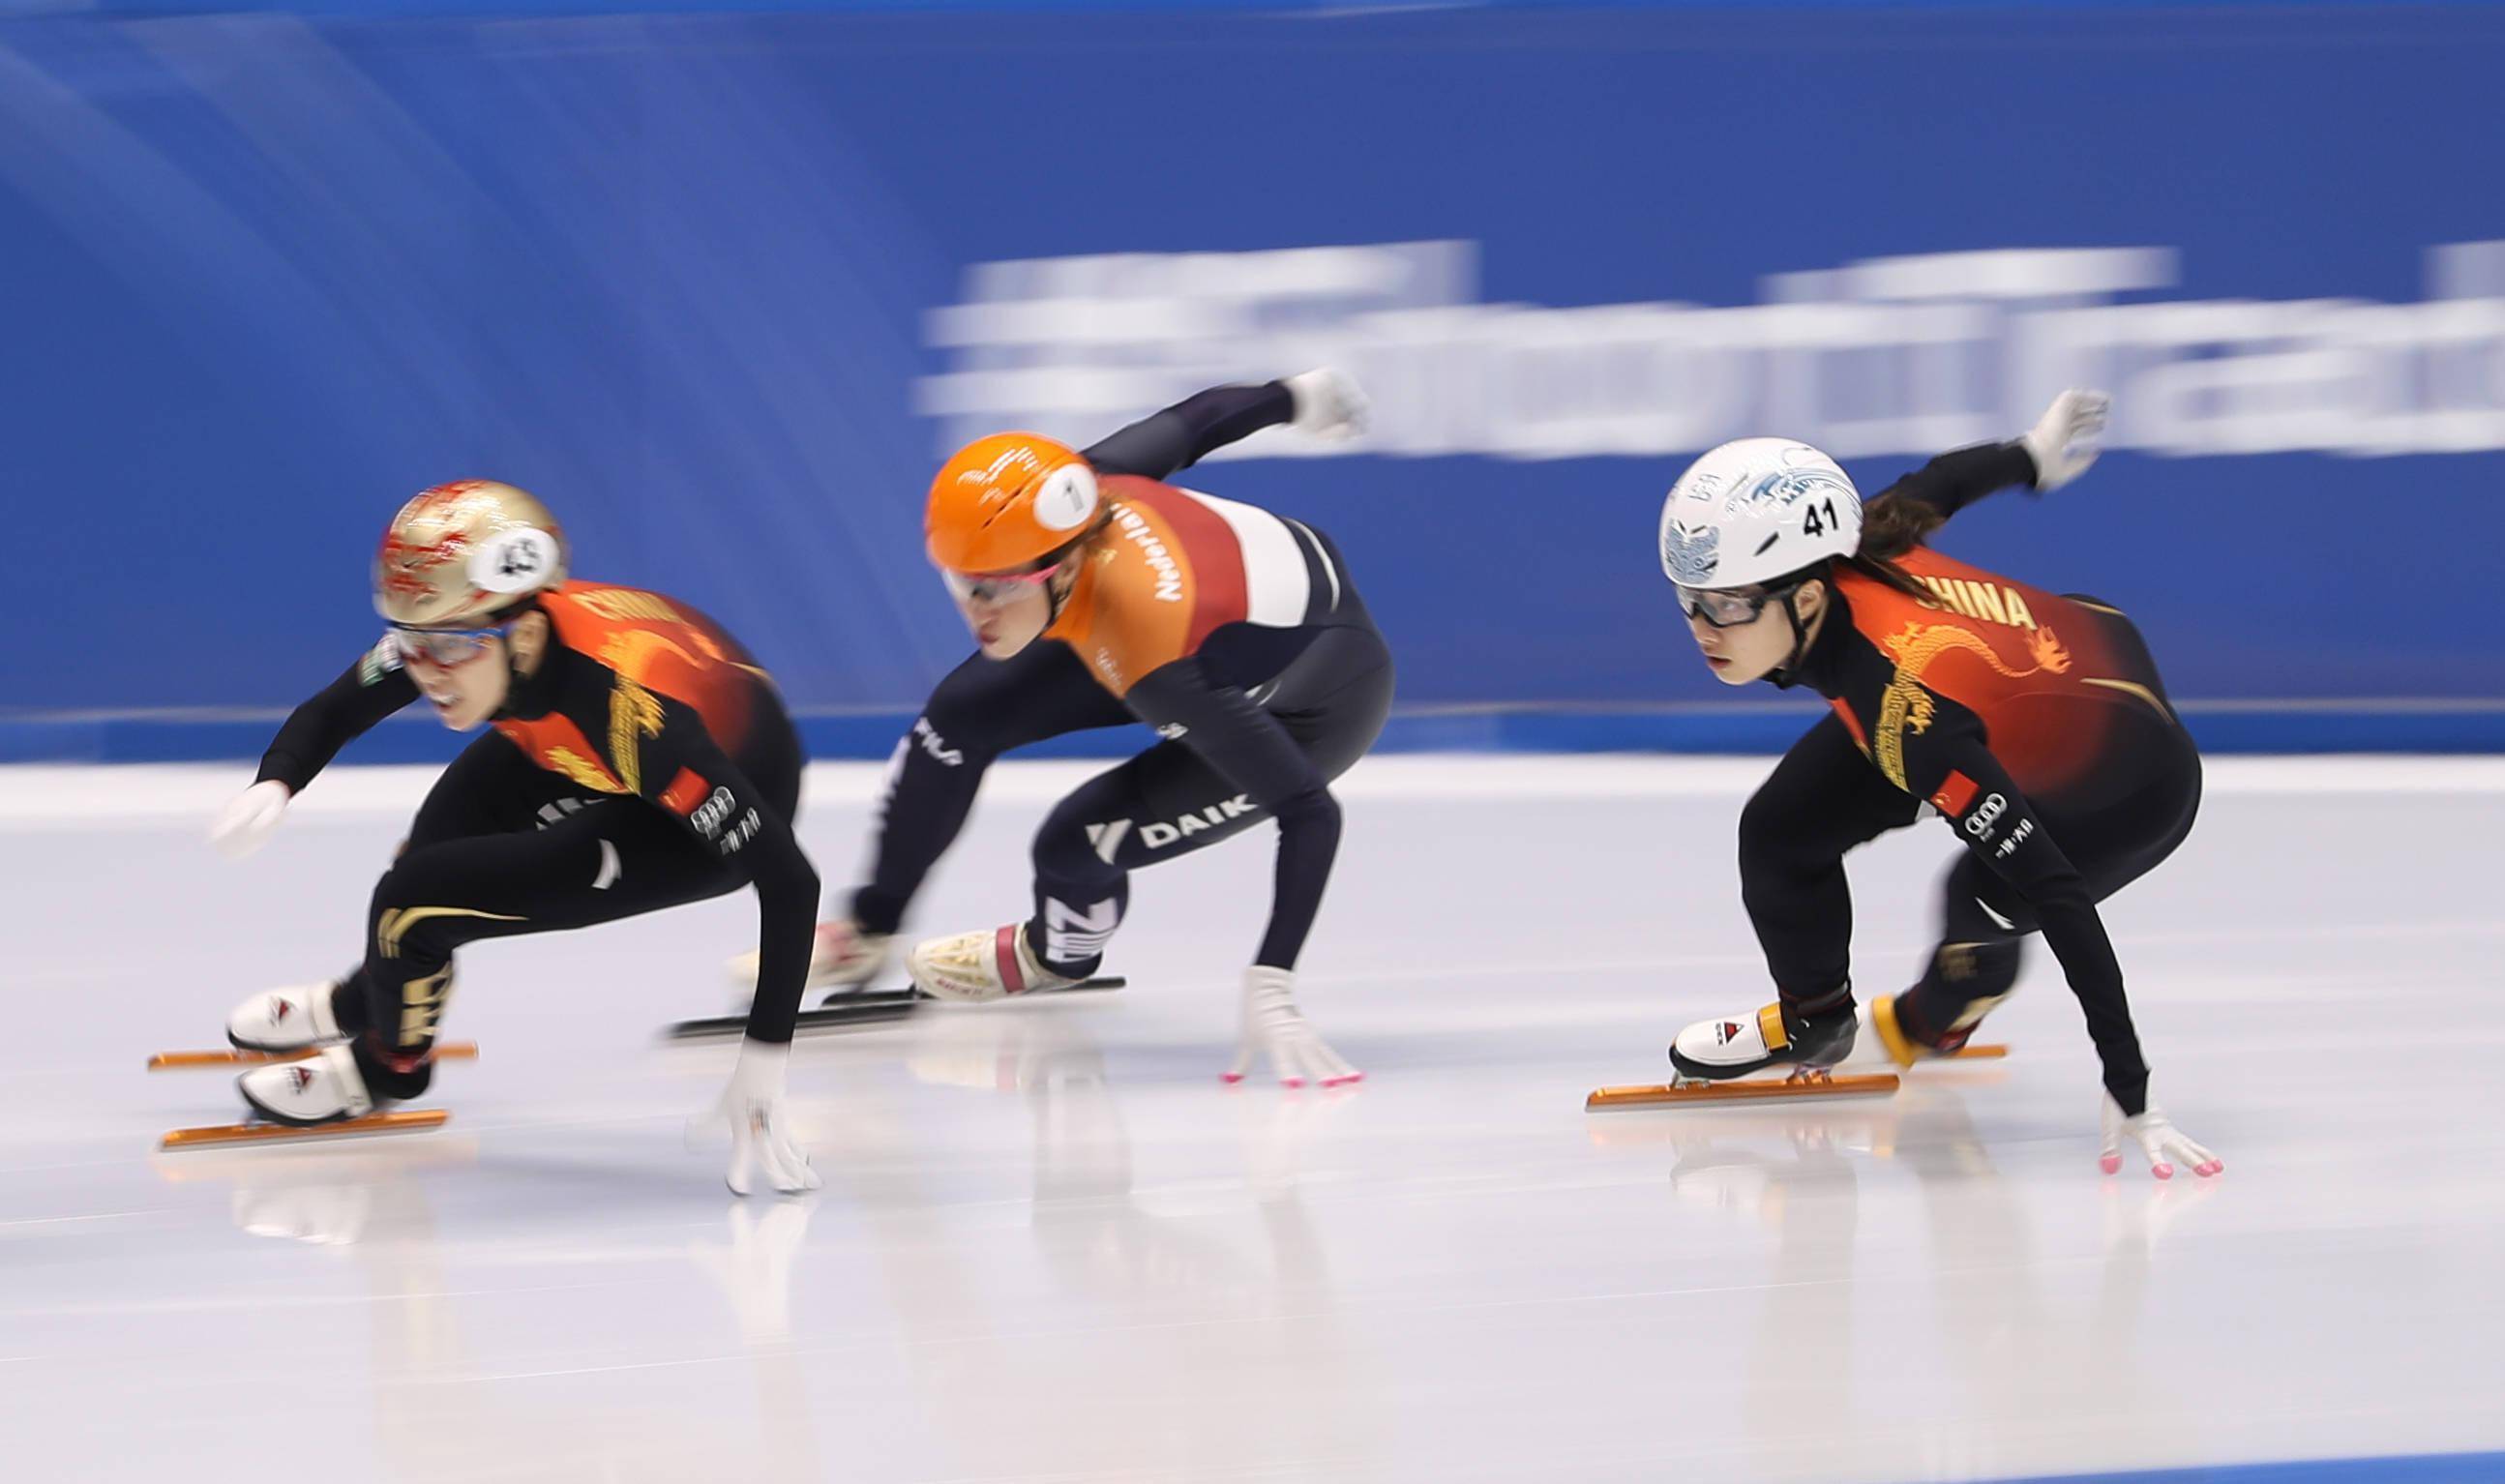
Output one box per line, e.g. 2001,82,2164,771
5,3,2501,757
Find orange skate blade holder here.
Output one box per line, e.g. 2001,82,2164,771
159,1109,451,1150
1586,1069,1902,1111
1947,1043,2008,1060
148,1042,479,1071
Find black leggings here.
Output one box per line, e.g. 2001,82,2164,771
1740,708,2201,1035
341,730,802,1096
1023,626,1395,974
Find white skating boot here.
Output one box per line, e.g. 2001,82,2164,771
1836,995,1931,1069
237,1045,376,1127
907,923,1081,1003
725,920,893,1006
225,982,346,1054
1668,999,1858,1083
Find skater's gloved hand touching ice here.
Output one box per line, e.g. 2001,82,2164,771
699,1042,820,1197
1226,966,1362,1089
209,780,291,860
2019,389,2111,492
2101,1094,2222,1180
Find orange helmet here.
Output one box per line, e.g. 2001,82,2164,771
373,480,568,626
925,432,1103,575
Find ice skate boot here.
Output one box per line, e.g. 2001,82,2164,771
1837,994,2010,1070
1837,994,1949,1069
225,981,348,1054
907,922,1083,1003
161,1040,454,1149
1588,998,1899,1110
237,1045,378,1128
1669,999,1860,1083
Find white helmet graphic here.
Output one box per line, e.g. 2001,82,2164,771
1658,438,1862,592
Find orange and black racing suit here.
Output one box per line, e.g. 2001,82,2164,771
254,581,816,1096
1745,442,2200,1115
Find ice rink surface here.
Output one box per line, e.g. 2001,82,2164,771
6,755,2503,1484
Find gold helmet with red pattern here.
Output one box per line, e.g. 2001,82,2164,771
373,481,569,627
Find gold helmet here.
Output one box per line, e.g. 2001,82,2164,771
373,481,569,626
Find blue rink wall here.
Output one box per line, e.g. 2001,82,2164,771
5,0,2503,759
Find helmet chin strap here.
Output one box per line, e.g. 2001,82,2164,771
1771,581,1818,685
1043,522,1108,622
1044,566,1079,624
496,601,544,703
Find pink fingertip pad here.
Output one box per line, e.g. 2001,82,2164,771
2152,1163,2175,1180
2194,1160,2224,1177
1220,1072,1244,1084
1282,1078,1305,1088
2099,1154,2123,1174
1323,1073,1362,1087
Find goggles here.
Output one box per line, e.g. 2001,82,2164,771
939,560,1067,607
1675,579,1803,630
390,620,513,668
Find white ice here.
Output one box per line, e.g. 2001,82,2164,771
5,756,2504,1484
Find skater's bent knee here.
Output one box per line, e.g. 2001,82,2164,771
1737,798,1826,879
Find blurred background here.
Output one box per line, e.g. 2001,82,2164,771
5,0,2501,762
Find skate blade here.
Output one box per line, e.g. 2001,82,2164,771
1945,1043,2007,1060
159,1110,450,1150
1586,1073,1901,1110
148,1042,479,1072
664,976,1127,1042
856,974,1125,1009
665,1000,916,1042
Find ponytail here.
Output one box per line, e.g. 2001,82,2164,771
1840,491,1944,601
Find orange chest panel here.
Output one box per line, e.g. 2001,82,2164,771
538,581,759,749
1048,483,1249,695
493,711,630,795
1835,552,2100,718
1831,549,2166,794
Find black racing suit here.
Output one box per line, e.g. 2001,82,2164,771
852,381,1393,978
1742,444,2200,1115
255,585,816,1097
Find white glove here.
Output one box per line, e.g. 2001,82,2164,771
1283,368,1370,441
2019,388,2111,492
1225,966,1362,1089
702,1043,820,1196
208,780,291,860
2101,1095,2222,1180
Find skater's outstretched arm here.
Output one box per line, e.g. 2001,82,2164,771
850,642,1133,936
255,638,424,793
638,709,820,1045
1083,369,1367,481
1870,441,2041,524
1122,658,1340,971
1869,391,2111,531
1891,709,2151,1114
648,727,823,1194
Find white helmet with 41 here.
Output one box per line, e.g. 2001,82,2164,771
1658,438,1862,594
